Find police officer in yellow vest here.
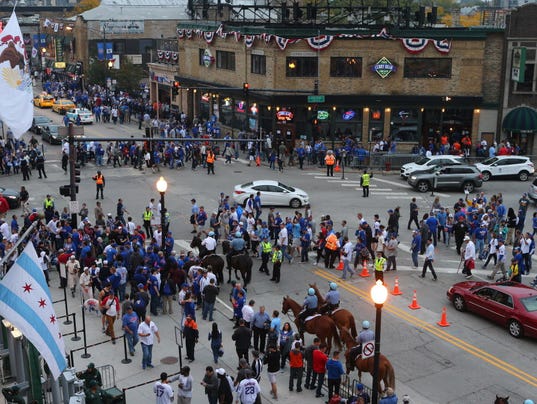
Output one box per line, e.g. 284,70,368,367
360,169,373,198
43,194,55,222
374,250,386,284
142,206,153,238
92,170,105,200
324,227,340,269
259,238,272,276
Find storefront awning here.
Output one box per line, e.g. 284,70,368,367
502,106,537,132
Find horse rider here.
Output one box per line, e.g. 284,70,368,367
323,282,340,314
202,231,217,255
349,320,375,360
298,288,318,333
226,231,245,270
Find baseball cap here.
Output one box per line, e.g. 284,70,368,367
137,283,145,289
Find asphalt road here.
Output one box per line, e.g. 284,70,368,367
13,105,537,404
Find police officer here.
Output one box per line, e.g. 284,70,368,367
374,250,386,284
142,206,153,238
258,236,272,275
43,194,55,223
227,231,245,270
357,320,374,345
92,170,105,200
298,288,318,332
360,169,372,197
324,282,340,313
202,231,217,255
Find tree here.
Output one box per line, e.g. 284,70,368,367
112,58,145,94
70,0,101,16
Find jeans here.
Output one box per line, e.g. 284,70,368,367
312,372,325,396
202,301,215,321
150,294,160,315
341,260,355,279
141,342,153,368
211,344,220,363
411,250,419,267
476,238,485,258
289,367,303,390
125,331,139,354
327,378,341,399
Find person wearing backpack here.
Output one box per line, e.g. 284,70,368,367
160,274,177,315
133,283,149,320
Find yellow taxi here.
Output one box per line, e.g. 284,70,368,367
33,93,55,108
52,98,76,114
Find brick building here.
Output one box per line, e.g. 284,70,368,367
501,3,537,155
150,10,504,148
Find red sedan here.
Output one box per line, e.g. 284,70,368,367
447,281,537,338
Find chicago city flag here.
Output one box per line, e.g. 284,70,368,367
0,12,33,139
0,243,67,379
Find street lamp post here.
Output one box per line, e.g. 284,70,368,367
371,280,388,404
156,176,168,237
341,149,347,180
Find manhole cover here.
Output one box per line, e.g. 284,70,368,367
161,356,178,364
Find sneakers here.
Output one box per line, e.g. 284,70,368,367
465,275,473,279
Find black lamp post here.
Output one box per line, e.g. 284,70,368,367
156,176,168,236
371,280,388,404
341,149,347,180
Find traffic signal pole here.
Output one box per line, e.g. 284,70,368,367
68,123,78,228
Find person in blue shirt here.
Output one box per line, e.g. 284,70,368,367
425,214,438,246
411,230,421,268
436,207,447,244
254,192,262,220
147,268,160,316
296,145,305,169
326,351,345,401
300,229,311,263
298,288,318,332
473,223,488,259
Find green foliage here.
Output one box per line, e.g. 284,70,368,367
86,57,145,94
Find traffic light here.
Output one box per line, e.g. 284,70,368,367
243,82,249,96
172,81,180,96
74,164,81,184
59,185,70,197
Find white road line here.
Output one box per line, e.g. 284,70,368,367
385,196,412,199
327,180,362,184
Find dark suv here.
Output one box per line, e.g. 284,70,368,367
407,165,483,193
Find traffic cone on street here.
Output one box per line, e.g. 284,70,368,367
335,163,340,172
391,277,403,296
359,260,370,277
437,306,451,327
408,290,421,310
336,253,344,270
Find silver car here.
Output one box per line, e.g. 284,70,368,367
233,180,309,208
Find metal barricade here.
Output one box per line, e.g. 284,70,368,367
96,365,125,404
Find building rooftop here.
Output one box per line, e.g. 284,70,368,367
80,0,189,21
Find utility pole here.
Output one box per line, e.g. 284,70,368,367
68,124,78,228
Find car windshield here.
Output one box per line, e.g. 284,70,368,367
481,157,498,165
520,296,537,312
44,95,54,100
35,117,49,123
414,157,430,165
242,182,253,188
49,126,59,134
278,182,295,192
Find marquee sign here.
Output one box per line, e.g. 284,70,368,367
203,49,214,68
372,57,396,78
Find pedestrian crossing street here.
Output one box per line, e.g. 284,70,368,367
303,172,449,200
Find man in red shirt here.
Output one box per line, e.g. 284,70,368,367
311,343,328,398
288,342,304,392
0,195,9,217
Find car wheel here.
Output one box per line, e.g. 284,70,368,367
416,181,430,193
481,171,491,182
453,294,466,311
462,182,475,193
508,319,523,338
289,198,301,208
519,171,529,181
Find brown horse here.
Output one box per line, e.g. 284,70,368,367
340,328,395,395
309,283,358,339
282,296,341,353
494,396,509,404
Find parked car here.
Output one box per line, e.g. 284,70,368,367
447,281,537,338
407,164,483,193
41,125,65,145
66,108,94,124
0,187,21,209
52,98,76,114
400,155,465,179
528,178,537,203
233,180,309,208
30,115,53,135
33,93,55,108
475,155,534,181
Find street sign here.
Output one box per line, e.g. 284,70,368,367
69,201,79,213
362,341,375,358
307,95,325,103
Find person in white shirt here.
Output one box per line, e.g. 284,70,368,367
201,232,217,254
241,300,255,328
79,267,93,300
138,315,160,369
177,366,193,404
0,219,11,240
341,237,355,280
420,238,437,280
126,217,136,235
154,372,174,404
463,236,476,279
488,239,507,280
236,376,261,404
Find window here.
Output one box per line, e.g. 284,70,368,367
251,54,266,75
404,58,452,78
199,49,205,66
216,50,235,70
330,57,362,77
286,57,318,77
515,63,535,92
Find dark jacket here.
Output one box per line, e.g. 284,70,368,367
232,325,252,351
202,284,219,304
264,349,281,373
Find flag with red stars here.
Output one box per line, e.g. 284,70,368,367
0,242,66,379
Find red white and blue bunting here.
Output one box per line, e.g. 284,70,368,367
306,35,334,51
176,26,452,55
157,50,179,64
400,38,429,54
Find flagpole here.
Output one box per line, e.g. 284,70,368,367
27,343,44,404
0,221,39,275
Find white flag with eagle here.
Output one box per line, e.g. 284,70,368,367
0,12,33,139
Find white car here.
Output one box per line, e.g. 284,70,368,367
475,156,534,181
233,180,309,208
400,155,465,179
66,108,94,124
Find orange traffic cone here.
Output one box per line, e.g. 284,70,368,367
408,290,421,310
359,260,370,277
391,277,403,296
335,163,340,172
255,155,261,166
336,253,344,270
437,306,451,327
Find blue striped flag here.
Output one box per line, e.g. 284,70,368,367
0,243,67,379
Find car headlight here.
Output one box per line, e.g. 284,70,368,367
298,194,307,198
410,176,417,181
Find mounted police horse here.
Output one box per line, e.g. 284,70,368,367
200,254,225,285
229,253,252,287
282,296,341,353
309,282,358,339
190,234,211,258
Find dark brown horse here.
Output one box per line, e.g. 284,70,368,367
309,282,358,338
190,234,210,258
200,254,225,285
282,296,341,353
494,396,509,404
340,328,395,395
